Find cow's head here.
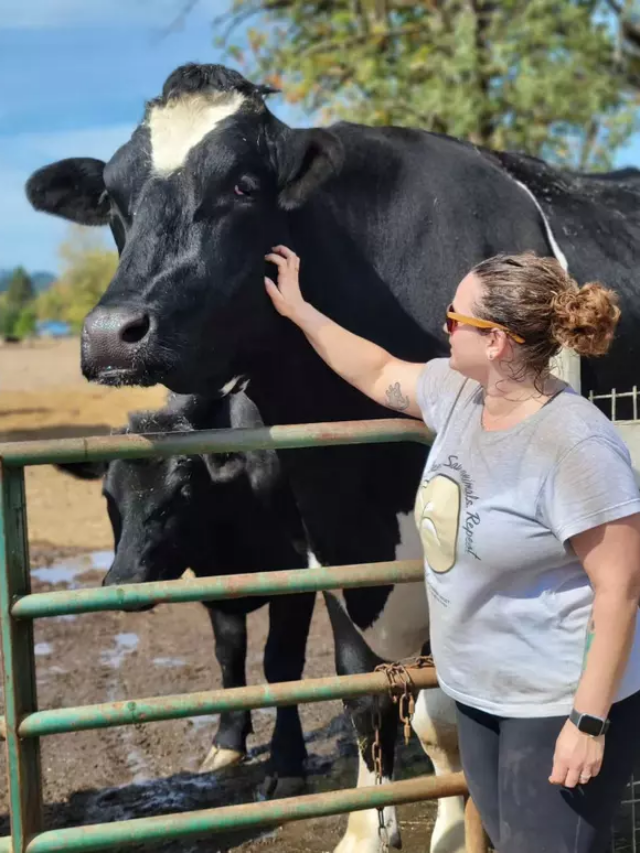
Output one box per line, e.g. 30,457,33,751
27,64,344,392
57,397,243,594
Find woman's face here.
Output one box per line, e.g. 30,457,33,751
445,272,500,383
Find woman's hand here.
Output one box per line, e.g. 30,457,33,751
264,245,309,324
549,718,604,788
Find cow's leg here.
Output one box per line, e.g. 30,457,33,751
411,687,466,853
199,606,252,773
324,592,402,853
258,591,316,799
335,698,401,853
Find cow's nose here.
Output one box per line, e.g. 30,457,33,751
82,306,152,371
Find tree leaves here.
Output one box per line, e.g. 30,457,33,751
215,0,640,168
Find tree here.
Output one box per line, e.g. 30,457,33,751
13,307,37,340
5,266,34,310
216,0,640,169
35,227,118,333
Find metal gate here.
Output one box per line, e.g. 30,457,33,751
0,418,489,853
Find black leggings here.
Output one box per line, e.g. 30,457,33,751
456,690,640,853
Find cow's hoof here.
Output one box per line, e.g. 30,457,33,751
256,774,307,800
198,745,245,773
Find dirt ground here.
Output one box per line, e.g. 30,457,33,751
0,339,440,852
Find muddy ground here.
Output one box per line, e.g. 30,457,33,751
0,340,440,852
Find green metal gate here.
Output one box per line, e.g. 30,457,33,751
0,418,487,853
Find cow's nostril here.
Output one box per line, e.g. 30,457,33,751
120,314,150,345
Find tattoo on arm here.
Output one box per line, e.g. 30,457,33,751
582,615,595,671
385,381,410,411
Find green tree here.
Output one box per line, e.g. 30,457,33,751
217,0,640,168
35,227,118,333
0,296,21,338
13,306,37,340
5,266,34,310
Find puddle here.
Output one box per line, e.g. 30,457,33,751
34,642,52,656
101,633,139,669
187,714,219,730
31,550,114,588
152,657,186,668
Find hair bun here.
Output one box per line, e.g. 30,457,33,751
551,282,620,357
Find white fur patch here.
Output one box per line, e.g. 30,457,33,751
511,176,581,392
512,177,569,270
333,513,429,662
220,375,249,397
411,690,466,853
334,754,400,853
307,551,322,569
148,92,245,174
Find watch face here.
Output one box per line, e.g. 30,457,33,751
579,714,604,737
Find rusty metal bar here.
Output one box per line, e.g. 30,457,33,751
12,559,425,619
0,771,468,853
0,419,432,467
17,664,439,737
0,463,43,852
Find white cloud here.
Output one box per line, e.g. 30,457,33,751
2,0,227,30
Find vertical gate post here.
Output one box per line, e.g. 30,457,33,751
0,463,43,852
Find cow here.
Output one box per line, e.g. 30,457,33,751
57,390,315,797
25,62,640,853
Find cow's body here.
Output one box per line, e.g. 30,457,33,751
26,63,640,853
58,391,314,794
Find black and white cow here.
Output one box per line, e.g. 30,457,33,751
26,63,640,853
58,390,315,796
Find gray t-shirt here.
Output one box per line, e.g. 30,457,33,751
415,358,640,717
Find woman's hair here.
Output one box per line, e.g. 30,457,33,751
471,251,620,383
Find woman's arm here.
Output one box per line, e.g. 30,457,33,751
264,245,425,419
549,513,640,789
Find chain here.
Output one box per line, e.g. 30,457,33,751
369,655,434,852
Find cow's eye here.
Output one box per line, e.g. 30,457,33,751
234,178,257,197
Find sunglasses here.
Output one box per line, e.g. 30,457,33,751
446,304,525,344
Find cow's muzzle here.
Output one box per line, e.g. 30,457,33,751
82,306,153,384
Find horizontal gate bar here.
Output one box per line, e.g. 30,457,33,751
13,560,425,619
17,665,438,737
0,419,432,467
0,771,467,853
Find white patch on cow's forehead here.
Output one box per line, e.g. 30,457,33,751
148,91,245,174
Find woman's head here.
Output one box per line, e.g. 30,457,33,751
446,251,620,388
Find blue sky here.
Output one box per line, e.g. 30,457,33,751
2,1,640,275
0,0,302,274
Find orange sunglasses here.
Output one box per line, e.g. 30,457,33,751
446,304,525,344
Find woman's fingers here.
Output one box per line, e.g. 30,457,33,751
272,244,297,260
265,252,288,269
548,758,568,786
264,277,287,313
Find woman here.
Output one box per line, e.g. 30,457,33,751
264,245,640,853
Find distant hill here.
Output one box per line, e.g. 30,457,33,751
0,269,56,294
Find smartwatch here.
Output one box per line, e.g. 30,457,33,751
569,708,610,737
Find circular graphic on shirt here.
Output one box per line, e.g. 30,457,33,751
414,474,461,573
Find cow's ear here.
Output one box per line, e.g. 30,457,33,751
276,129,344,210
55,461,108,480
26,158,110,226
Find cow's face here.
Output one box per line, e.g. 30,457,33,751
101,453,206,588
57,451,209,593
27,64,343,393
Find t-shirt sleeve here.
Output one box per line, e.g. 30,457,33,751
416,358,468,433
537,435,640,545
